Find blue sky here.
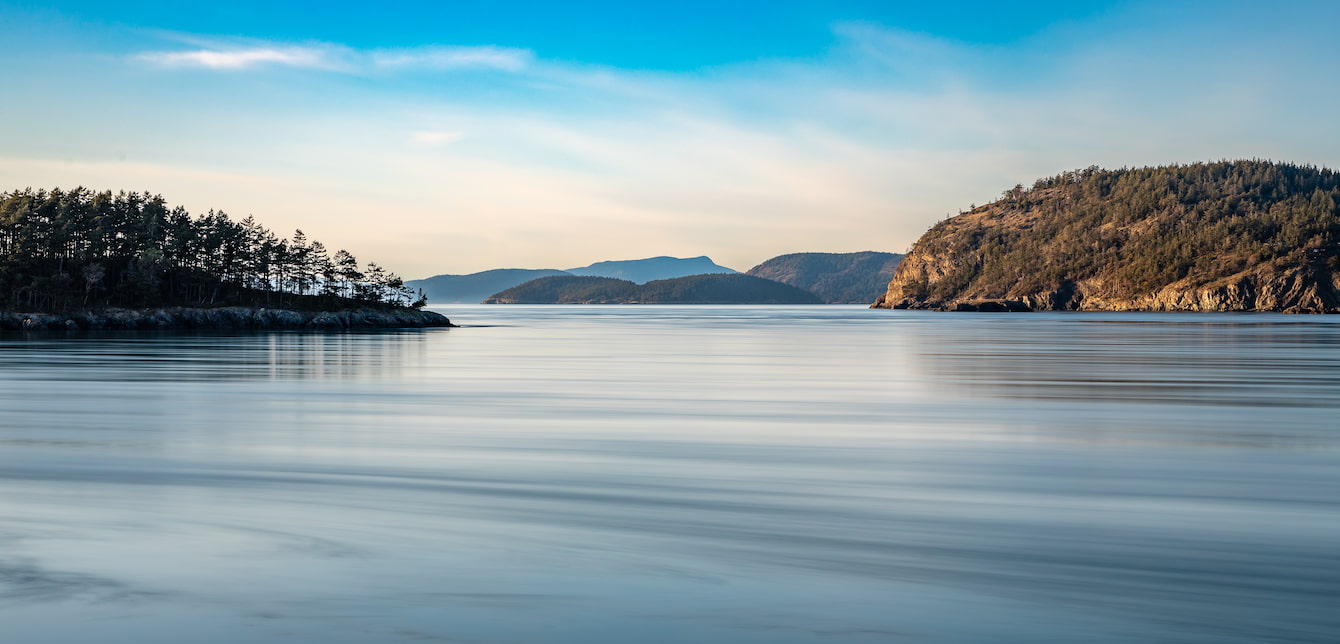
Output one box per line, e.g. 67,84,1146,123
2,1,1338,278
7,1,1125,65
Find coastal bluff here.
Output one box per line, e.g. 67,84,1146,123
874,161,1340,313
1,307,453,331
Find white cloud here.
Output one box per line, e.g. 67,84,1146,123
373,46,532,72
138,46,347,71
136,39,532,74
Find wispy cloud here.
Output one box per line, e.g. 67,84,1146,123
136,39,532,74
139,46,346,71
373,46,532,72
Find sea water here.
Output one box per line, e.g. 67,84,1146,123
1,306,1337,642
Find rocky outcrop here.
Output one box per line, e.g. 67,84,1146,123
0,307,454,331
878,262,1340,313
872,161,1340,313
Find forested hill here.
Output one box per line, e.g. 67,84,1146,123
747,252,902,303
406,256,740,301
1,188,423,313
484,274,822,304
875,160,1340,312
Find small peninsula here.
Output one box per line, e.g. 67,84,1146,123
874,160,1340,313
0,188,452,330
484,274,822,304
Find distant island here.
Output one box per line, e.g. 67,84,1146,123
747,252,903,303
0,188,451,330
411,253,907,304
484,274,822,304
406,256,737,303
874,160,1340,313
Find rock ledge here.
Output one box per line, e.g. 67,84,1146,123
1,307,454,331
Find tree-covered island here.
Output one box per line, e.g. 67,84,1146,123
483,273,823,304
876,160,1340,312
0,188,451,330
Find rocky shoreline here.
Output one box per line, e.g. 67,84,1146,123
874,260,1340,313
0,307,454,331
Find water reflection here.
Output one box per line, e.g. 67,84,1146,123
911,315,1339,400
0,329,441,382
899,313,1340,448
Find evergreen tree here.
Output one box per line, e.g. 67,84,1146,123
0,188,427,311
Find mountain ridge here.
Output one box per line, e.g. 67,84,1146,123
564,256,738,283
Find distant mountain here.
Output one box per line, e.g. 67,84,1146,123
484,274,822,304
406,268,570,304
566,256,738,284
746,252,904,304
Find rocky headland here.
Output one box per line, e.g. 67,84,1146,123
874,161,1340,313
1,307,453,331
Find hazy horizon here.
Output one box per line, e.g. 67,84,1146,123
3,1,1339,279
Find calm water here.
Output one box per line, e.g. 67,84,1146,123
1,306,1338,643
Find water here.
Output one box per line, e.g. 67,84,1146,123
1,305,1337,643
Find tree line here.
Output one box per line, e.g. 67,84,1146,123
0,187,425,312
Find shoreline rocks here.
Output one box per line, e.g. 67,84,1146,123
874,262,1340,313
0,307,454,331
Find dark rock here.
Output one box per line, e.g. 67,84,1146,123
0,307,454,331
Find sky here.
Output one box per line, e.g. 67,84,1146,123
2,1,1339,278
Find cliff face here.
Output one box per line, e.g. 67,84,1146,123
874,161,1340,313
879,255,1340,313
0,307,454,331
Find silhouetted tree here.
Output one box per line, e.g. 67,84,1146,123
0,188,425,311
